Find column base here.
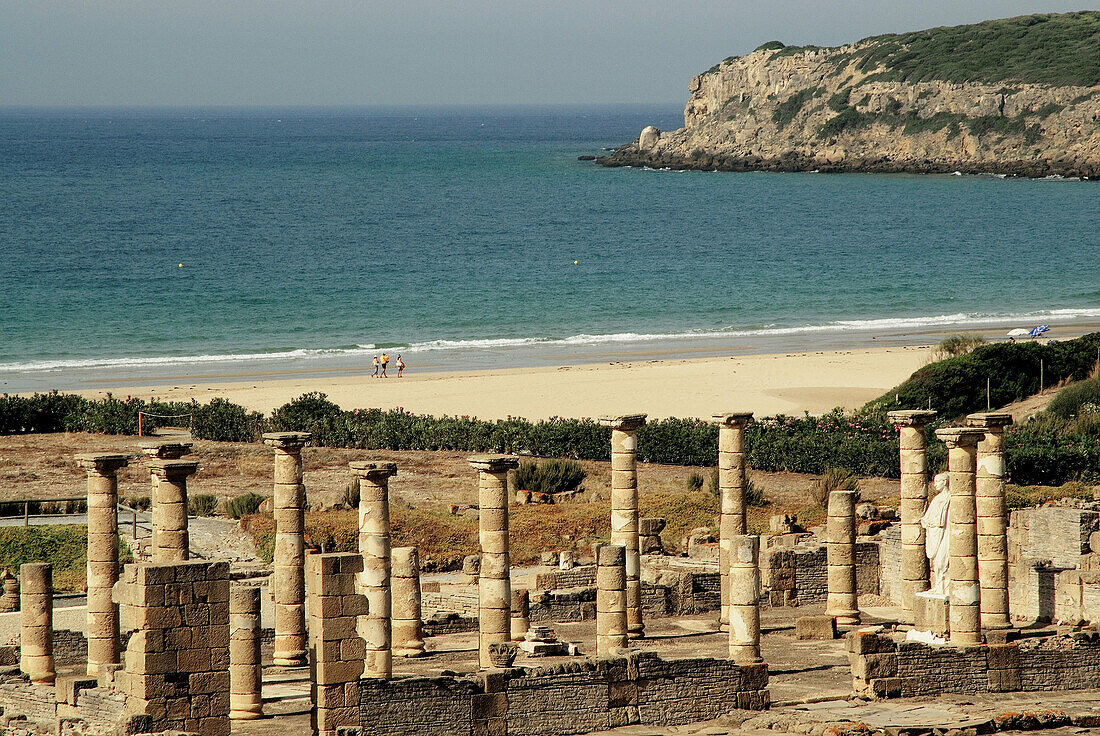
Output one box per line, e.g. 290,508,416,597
826,609,861,626
719,623,730,633
981,614,1011,630
729,646,763,664
230,708,264,721
394,645,426,657
272,654,307,668
627,628,645,640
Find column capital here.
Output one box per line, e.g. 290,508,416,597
599,414,647,432
349,460,398,480
712,412,754,427
468,455,519,473
147,459,199,480
887,409,938,427
262,432,311,450
75,453,130,474
935,427,984,449
965,412,1014,430
140,442,192,459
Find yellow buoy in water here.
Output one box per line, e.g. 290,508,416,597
573,260,578,265
178,263,183,268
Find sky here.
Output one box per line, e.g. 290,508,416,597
0,1,1094,107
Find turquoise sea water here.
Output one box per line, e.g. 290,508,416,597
2,105,1099,391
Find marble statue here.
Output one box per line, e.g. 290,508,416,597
921,472,951,596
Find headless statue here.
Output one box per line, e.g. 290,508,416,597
921,472,951,596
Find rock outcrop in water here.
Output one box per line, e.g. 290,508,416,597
599,12,1100,178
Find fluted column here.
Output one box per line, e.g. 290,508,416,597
596,544,628,657
728,535,762,663
76,452,128,678
350,460,397,678
825,489,860,626
967,412,1013,630
391,546,425,657
713,412,753,632
20,563,54,684
888,410,937,615
148,459,198,562
470,455,518,669
263,431,311,667
600,414,647,639
229,585,263,720
936,427,985,645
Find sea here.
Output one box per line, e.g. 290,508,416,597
2,104,1100,392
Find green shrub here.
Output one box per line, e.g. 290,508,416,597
513,459,586,495
224,492,266,519
1005,481,1095,509
810,467,861,508
188,494,219,517
1047,375,1100,419
192,398,266,442
687,472,705,492
864,332,1100,420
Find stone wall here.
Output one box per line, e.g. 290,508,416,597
877,525,904,607
1009,506,1098,570
529,565,597,591
850,630,1100,698
0,680,125,733
358,652,768,736
767,542,879,606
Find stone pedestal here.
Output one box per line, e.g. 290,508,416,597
307,554,367,736
600,414,647,639
825,489,860,626
350,460,398,677
967,412,1014,630
713,412,753,632
262,432,311,667
936,427,985,645
148,459,198,562
888,410,937,616
141,442,192,461
76,452,128,678
391,546,425,657
471,455,518,669
511,588,530,642
229,585,263,720
20,563,54,684
596,544,628,657
728,535,762,663
914,591,949,637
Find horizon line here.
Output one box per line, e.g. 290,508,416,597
0,101,686,113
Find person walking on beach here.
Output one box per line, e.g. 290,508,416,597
396,354,405,378
371,355,380,378
380,352,390,378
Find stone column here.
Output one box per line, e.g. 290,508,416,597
20,563,54,685
967,412,1014,630
262,432,311,667
391,546,425,657
825,489,860,626
728,535,762,664
350,460,397,678
76,452,128,678
141,441,192,462
713,412,753,632
229,585,263,720
148,459,198,562
887,410,937,615
600,414,647,639
510,588,530,642
937,427,985,645
595,544,628,657
470,455,518,669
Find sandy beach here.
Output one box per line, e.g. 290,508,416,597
74,345,934,420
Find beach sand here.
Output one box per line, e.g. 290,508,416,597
78,345,933,420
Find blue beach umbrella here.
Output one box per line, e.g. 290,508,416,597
1029,324,1050,338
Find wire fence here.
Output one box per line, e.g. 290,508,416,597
137,411,193,437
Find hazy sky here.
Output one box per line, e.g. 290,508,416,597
1,1,1093,107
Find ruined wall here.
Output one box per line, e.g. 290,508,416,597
850,630,1100,698
878,525,904,607
0,681,125,733
768,542,879,606
358,652,768,736
530,565,597,591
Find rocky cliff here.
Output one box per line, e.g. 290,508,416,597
599,12,1100,178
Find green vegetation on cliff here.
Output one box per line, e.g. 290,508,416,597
753,12,1100,88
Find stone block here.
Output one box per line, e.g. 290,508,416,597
870,677,902,698
739,662,768,691
608,680,637,707
987,667,1021,692
472,692,508,719
851,652,897,680
986,643,1020,670
795,615,837,640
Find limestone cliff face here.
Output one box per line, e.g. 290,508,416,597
600,43,1100,177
